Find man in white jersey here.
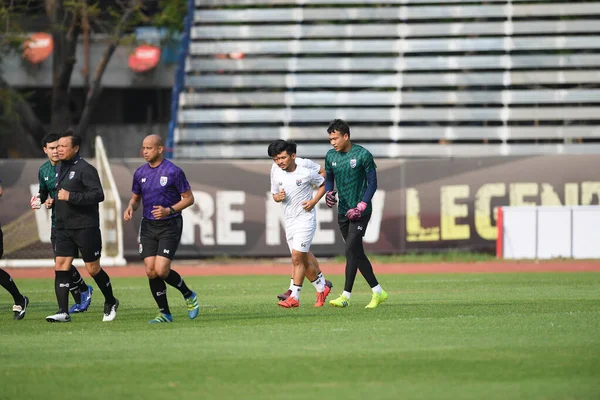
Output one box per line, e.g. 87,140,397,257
268,140,333,302
269,140,331,308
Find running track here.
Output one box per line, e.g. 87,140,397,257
5,260,600,279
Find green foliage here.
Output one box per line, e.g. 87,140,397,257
0,0,191,148
0,88,16,127
0,0,27,60
1,273,599,399
64,0,98,16
151,0,187,33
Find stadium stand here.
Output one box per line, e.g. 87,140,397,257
169,0,600,159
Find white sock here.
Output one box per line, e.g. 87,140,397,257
311,276,325,292
342,290,352,299
371,284,382,294
288,278,294,291
291,284,302,300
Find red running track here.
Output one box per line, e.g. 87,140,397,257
5,260,600,279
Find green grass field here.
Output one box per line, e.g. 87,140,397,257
1,273,599,400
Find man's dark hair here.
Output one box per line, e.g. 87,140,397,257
59,128,82,149
327,119,350,138
267,139,286,157
268,140,297,157
41,132,60,148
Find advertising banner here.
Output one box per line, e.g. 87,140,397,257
1,155,599,260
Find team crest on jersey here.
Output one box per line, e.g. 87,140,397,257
160,176,168,186
296,179,302,186
69,171,75,179
350,159,357,168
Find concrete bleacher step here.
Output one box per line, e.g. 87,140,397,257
175,126,600,143
174,142,600,160
170,0,600,158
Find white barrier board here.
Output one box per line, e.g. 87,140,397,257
502,206,600,259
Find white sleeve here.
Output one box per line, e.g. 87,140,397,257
297,157,320,172
310,169,325,187
270,168,280,194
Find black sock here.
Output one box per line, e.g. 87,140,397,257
0,268,24,304
351,235,379,288
357,256,379,288
70,264,88,292
149,277,170,315
345,232,378,288
163,270,192,298
69,285,82,304
55,270,70,313
69,265,82,303
92,268,116,304
343,233,361,293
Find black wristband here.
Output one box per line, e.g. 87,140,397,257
169,206,176,214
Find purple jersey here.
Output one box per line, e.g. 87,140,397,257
132,159,191,220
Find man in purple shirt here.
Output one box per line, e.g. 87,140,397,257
124,134,198,323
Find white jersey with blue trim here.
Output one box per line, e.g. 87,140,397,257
271,163,324,223
270,157,320,184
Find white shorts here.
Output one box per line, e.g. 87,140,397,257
285,222,316,253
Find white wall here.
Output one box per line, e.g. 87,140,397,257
501,206,600,259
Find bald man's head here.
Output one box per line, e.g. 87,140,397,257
142,134,164,165
144,134,163,147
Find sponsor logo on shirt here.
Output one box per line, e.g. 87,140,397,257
332,162,337,166
160,176,168,186
141,178,146,183
44,176,49,181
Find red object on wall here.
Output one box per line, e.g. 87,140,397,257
229,52,245,60
128,45,161,73
23,33,54,64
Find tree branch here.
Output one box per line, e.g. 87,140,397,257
57,11,80,91
76,0,141,138
0,75,46,155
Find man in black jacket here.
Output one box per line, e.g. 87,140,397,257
46,131,119,323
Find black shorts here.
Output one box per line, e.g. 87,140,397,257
337,213,371,241
139,216,183,260
50,228,78,258
54,227,102,262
